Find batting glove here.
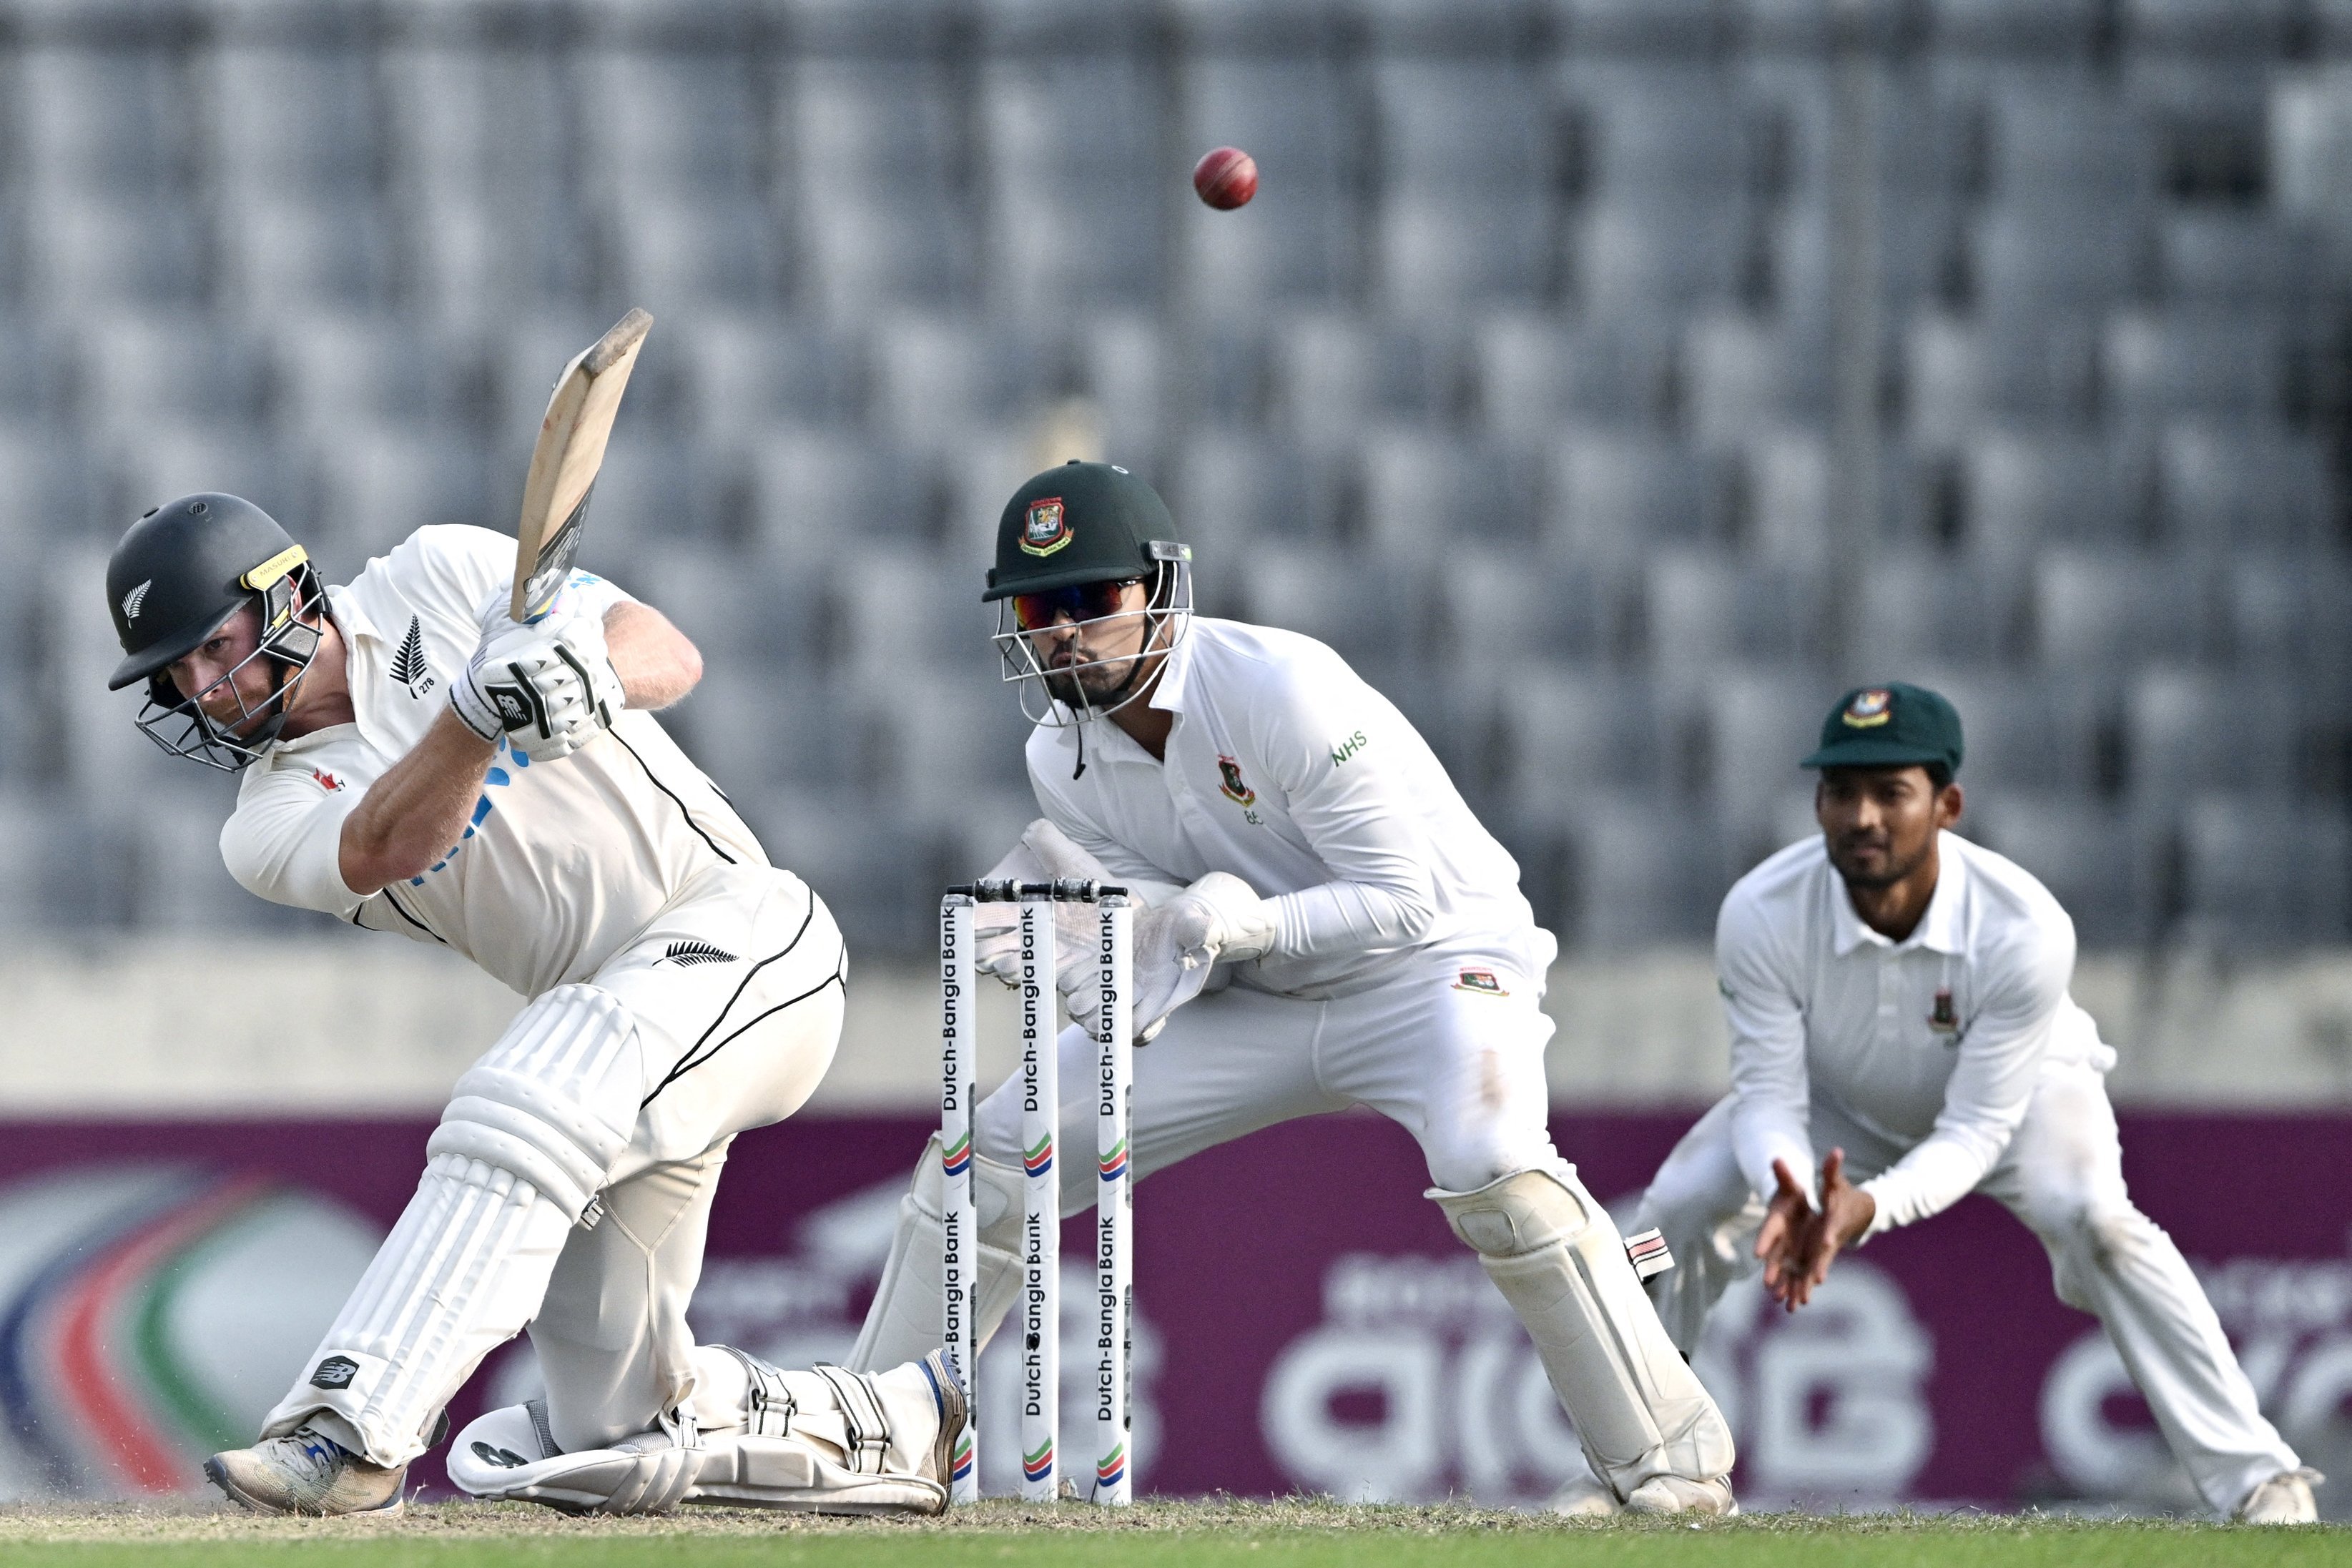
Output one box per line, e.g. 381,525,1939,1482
449,612,623,760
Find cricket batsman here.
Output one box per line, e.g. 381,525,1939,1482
850,461,1737,1515
1631,682,2318,1524
103,494,963,1516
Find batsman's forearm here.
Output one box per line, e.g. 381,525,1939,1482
604,601,701,711
338,711,499,894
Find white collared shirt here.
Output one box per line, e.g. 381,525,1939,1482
1025,617,1545,998
1718,829,2112,1236
219,525,765,997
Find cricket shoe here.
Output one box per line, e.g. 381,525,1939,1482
1542,1471,1623,1517
205,1426,406,1517
1624,1474,1739,1517
919,1348,968,1491
2236,1466,2323,1524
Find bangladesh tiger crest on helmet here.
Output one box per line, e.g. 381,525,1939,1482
1018,496,1072,557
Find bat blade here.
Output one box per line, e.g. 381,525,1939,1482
511,306,654,623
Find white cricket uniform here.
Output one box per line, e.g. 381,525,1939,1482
976,616,1560,1208
222,525,845,1464
1635,829,2300,1513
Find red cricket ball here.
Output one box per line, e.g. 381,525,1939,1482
1192,146,1258,210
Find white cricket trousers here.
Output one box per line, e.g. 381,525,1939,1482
973,930,1563,1221
263,863,846,1466
1633,1059,2301,1514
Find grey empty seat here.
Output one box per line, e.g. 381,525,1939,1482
810,548,973,683
1849,551,2024,671
1539,429,1713,561
1642,548,1826,674
2126,667,2300,807
2178,793,2350,947
1475,316,1681,434
1226,540,1409,677
1270,316,1460,444
626,548,820,669
1902,310,2100,441
788,61,978,310
981,59,1161,307
1959,430,2137,561
1930,0,2104,53
857,674,1037,817
305,428,490,565
217,193,395,314
1167,433,1332,565
744,422,917,556
1500,669,1670,813
1682,312,1830,447
2157,212,2315,307
1970,794,2148,947
1571,68,1753,197
671,318,865,442
605,197,780,312
78,316,271,425
2122,0,2298,54
2103,310,2291,426
383,46,571,212
2158,425,2331,554
1968,206,2145,308
1697,667,1839,822
576,49,763,205
1913,671,2108,794
2031,548,2207,671
1548,789,1728,950
1573,202,1751,315
865,316,1048,440
1426,554,1621,677
400,192,596,327
1357,434,1538,565
20,46,195,198
26,194,209,312
1375,192,1554,307
1982,87,2153,203
208,47,381,199
1736,431,1836,561
1552,0,1728,51
2222,556,2352,678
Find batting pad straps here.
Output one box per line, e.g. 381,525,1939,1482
720,1346,798,1439
427,985,639,1221
810,1365,892,1475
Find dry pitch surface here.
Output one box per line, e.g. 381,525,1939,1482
0,1499,2346,1567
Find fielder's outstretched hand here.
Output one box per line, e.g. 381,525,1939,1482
1756,1149,1877,1312
1755,1156,1816,1312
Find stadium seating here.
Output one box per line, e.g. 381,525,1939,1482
11,0,2343,959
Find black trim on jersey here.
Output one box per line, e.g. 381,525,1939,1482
376,884,447,945
611,730,737,867
641,895,828,1107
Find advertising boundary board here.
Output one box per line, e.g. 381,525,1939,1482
0,1110,2341,1514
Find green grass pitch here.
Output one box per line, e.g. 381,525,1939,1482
0,1500,2346,1568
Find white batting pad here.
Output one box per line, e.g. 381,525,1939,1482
848,1135,1022,1374
1430,1165,1735,1502
263,982,646,1467
449,1401,701,1515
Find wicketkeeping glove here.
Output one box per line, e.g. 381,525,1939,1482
449,610,624,761
1129,872,1278,1037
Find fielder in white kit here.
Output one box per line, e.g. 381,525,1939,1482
102,494,963,1517
851,462,1736,1515
1633,681,2318,1524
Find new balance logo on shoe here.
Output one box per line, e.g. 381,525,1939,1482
311,1356,360,1390
471,1441,529,1469
658,941,739,967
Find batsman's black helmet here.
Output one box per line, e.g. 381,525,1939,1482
106,493,310,692
983,461,1189,601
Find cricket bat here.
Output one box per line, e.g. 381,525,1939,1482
510,306,655,623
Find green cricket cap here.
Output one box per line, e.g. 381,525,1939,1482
983,460,1189,601
1801,682,1965,776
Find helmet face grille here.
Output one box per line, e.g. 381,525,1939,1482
990,558,1194,729
132,571,327,772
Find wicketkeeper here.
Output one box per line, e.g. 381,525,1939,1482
851,462,1736,1516
104,495,961,1516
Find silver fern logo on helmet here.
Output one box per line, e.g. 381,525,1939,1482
121,579,152,621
